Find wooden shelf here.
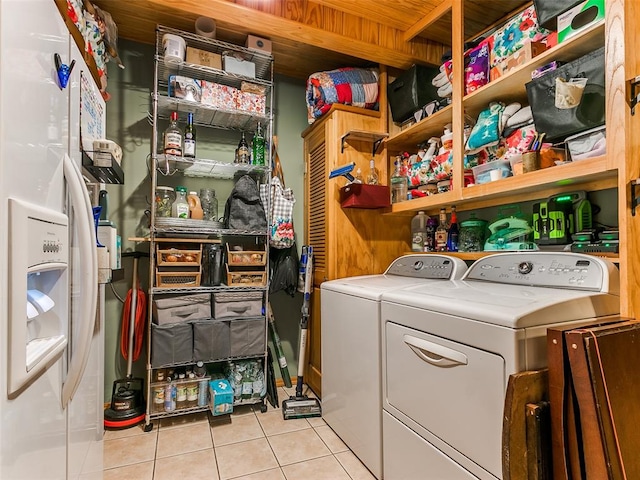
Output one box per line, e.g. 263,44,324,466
389,156,617,214
385,21,605,153
341,130,388,155
402,251,619,263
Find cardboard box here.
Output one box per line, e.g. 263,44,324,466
209,379,233,416
223,55,256,78
186,47,222,69
236,90,266,115
245,35,272,53
201,81,238,110
558,0,605,43
490,41,547,81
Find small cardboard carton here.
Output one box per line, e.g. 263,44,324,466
186,47,222,69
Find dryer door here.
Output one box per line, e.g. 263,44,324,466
385,320,505,478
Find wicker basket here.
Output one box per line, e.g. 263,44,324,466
156,271,202,288
225,265,266,287
156,245,202,266
226,244,267,266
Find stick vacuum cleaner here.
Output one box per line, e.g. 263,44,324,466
283,246,322,420
104,252,148,428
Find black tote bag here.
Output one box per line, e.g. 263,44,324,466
525,46,605,142
532,0,583,30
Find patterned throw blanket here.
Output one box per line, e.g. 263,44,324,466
306,68,379,123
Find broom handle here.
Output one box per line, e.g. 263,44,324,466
126,256,138,378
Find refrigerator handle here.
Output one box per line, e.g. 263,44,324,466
61,153,98,408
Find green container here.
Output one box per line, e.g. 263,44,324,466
458,215,488,252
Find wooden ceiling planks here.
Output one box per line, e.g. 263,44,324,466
92,0,531,80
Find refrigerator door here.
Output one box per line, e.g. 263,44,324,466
66,37,105,480
0,0,70,478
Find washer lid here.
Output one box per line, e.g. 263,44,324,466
382,280,620,329
321,254,468,300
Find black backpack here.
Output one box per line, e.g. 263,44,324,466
223,175,267,231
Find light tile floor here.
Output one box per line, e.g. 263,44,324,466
103,385,376,480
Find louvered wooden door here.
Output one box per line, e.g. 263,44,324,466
302,105,411,397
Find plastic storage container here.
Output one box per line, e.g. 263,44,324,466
471,160,512,184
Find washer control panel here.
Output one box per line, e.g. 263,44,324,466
463,252,617,292
386,255,467,280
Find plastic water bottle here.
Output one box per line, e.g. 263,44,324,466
195,361,208,407
164,376,176,412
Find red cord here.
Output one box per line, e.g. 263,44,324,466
120,282,147,362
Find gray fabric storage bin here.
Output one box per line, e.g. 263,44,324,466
153,293,211,325
230,316,266,357
193,319,231,362
151,322,193,367
213,291,263,319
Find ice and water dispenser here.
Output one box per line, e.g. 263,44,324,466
8,198,69,396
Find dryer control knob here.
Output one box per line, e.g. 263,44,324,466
413,260,424,270
518,261,533,274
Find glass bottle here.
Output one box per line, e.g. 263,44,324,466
163,111,182,156
366,158,379,185
241,364,253,401
411,211,427,252
183,112,196,158
447,205,459,252
172,186,189,218
435,207,449,252
237,131,250,164
355,168,364,183
186,372,198,408
425,215,437,252
200,188,218,222
176,373,187,410
390,160,407,203
252,122,265,166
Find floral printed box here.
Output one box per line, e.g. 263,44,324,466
201,81,238,111
488,5,549,69
236,91,266,116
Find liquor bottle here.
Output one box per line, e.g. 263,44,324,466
237,131,250,164
163,111,182,156
425,215,437,252
435,207,449,252
183,112,196,158
366,158,379,185
411,211,428,252
390,160,407,203
447,205,459,252
252,122,265,166
355,168,364,183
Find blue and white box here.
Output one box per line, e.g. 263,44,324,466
209,379,233,416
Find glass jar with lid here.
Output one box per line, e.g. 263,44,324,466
155,186,175,218
458,214,488,252
200,188,218,222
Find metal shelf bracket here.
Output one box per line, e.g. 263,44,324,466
631,178,640,216
627,75,640,115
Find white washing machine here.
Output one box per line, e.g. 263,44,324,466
321,254,468,479
380,252,620,480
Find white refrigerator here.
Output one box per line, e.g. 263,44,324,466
0,0,105,478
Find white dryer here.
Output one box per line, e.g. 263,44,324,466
380,252,620,480
321,254,468,479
